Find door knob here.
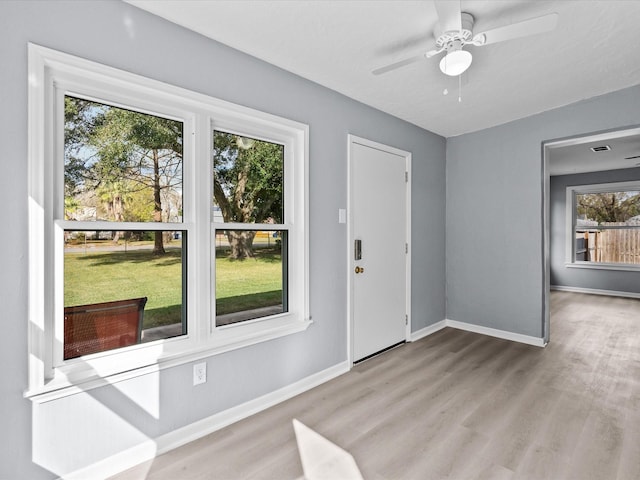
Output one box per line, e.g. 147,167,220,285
355,266,364,274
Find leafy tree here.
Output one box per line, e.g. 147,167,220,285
213,132,283,259
577,192,640,224
64,96,183,254
90,105,182,253
123,187,155,223
64,97,103,198
64,196,80,220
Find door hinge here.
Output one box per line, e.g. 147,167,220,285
405,314,408,325
405,171,409,182
405,243,408,254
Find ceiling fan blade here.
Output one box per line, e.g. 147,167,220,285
426,46,445,58
372,53,426,75
474,12,558,46
434,0,462,33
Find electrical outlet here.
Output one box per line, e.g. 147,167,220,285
193,362,207,386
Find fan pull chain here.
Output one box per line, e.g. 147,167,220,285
458,74,462,103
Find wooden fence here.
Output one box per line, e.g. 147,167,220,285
577,223,640,264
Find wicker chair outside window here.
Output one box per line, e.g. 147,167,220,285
63,297,147,360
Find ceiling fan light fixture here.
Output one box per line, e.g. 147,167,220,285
439,49,472,76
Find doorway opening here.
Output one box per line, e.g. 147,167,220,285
543,125,640,343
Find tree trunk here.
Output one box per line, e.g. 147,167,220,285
113,193,123,244
226,230,256,259
152,149,165,255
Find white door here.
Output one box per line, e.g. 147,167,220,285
350,138,409,362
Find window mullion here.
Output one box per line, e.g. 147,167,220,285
195,114,213,338
213,222,289,231
27,45,309,399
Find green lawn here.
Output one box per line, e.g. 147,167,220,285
64,245,282,329
215,246,283,315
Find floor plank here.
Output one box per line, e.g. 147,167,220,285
111,291,640,479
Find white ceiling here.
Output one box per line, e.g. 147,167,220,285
127,0,640,139
547,128,640,176
127,0,640,175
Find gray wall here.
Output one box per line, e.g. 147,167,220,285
446,85,640,338
1,1,445,477
550,167,640,293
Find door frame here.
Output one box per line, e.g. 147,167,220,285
347,134,412,366
542,125,640,344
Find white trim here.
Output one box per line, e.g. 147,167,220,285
27,319,313,403
445,319,547,347
543,126,640,344
565,186,575,262
31,44,306,133
27,43,310,399
565,181,640,267
405,153,412,342
408,319,545,347
542,142,551,343
565,262,640,272
568,180,640,194
409,320,447,342
551,285,640,299
346,138,353,367
346,135,412,365
61,361,349,480
60,311,548,479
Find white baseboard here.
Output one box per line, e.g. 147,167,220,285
446,319,546,347
409,319,545,347
410,320,447,342
62,361,350,480
66,314,549,479
551,285,640,300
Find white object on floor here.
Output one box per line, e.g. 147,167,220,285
293,419,364,480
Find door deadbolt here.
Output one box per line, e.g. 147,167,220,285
354,239,362,260
355,266,364,274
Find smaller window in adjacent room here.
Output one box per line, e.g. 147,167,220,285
567,181,640,268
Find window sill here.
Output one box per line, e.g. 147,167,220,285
25,318,313,404
565,262,640,272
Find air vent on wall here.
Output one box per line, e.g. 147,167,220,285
590,145,611,152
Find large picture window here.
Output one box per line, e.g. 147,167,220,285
27,45,309,399
566,181,640,269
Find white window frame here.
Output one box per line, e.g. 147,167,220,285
26,44,310,401
565,180,640,271
211,124,295,328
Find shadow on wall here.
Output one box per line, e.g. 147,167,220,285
31,317,163,477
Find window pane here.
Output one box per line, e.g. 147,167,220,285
212,131,284,224
215,230,288,326
64,96,183,223
575,228,640,264
64,230,186,359
576,191,640,225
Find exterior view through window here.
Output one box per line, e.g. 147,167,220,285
573,188,640,265
63,96,185,359
28,45,309,395
213,131,287,325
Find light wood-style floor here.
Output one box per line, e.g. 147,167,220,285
113,291,640,479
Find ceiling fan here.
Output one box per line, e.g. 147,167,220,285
373,1,559,77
